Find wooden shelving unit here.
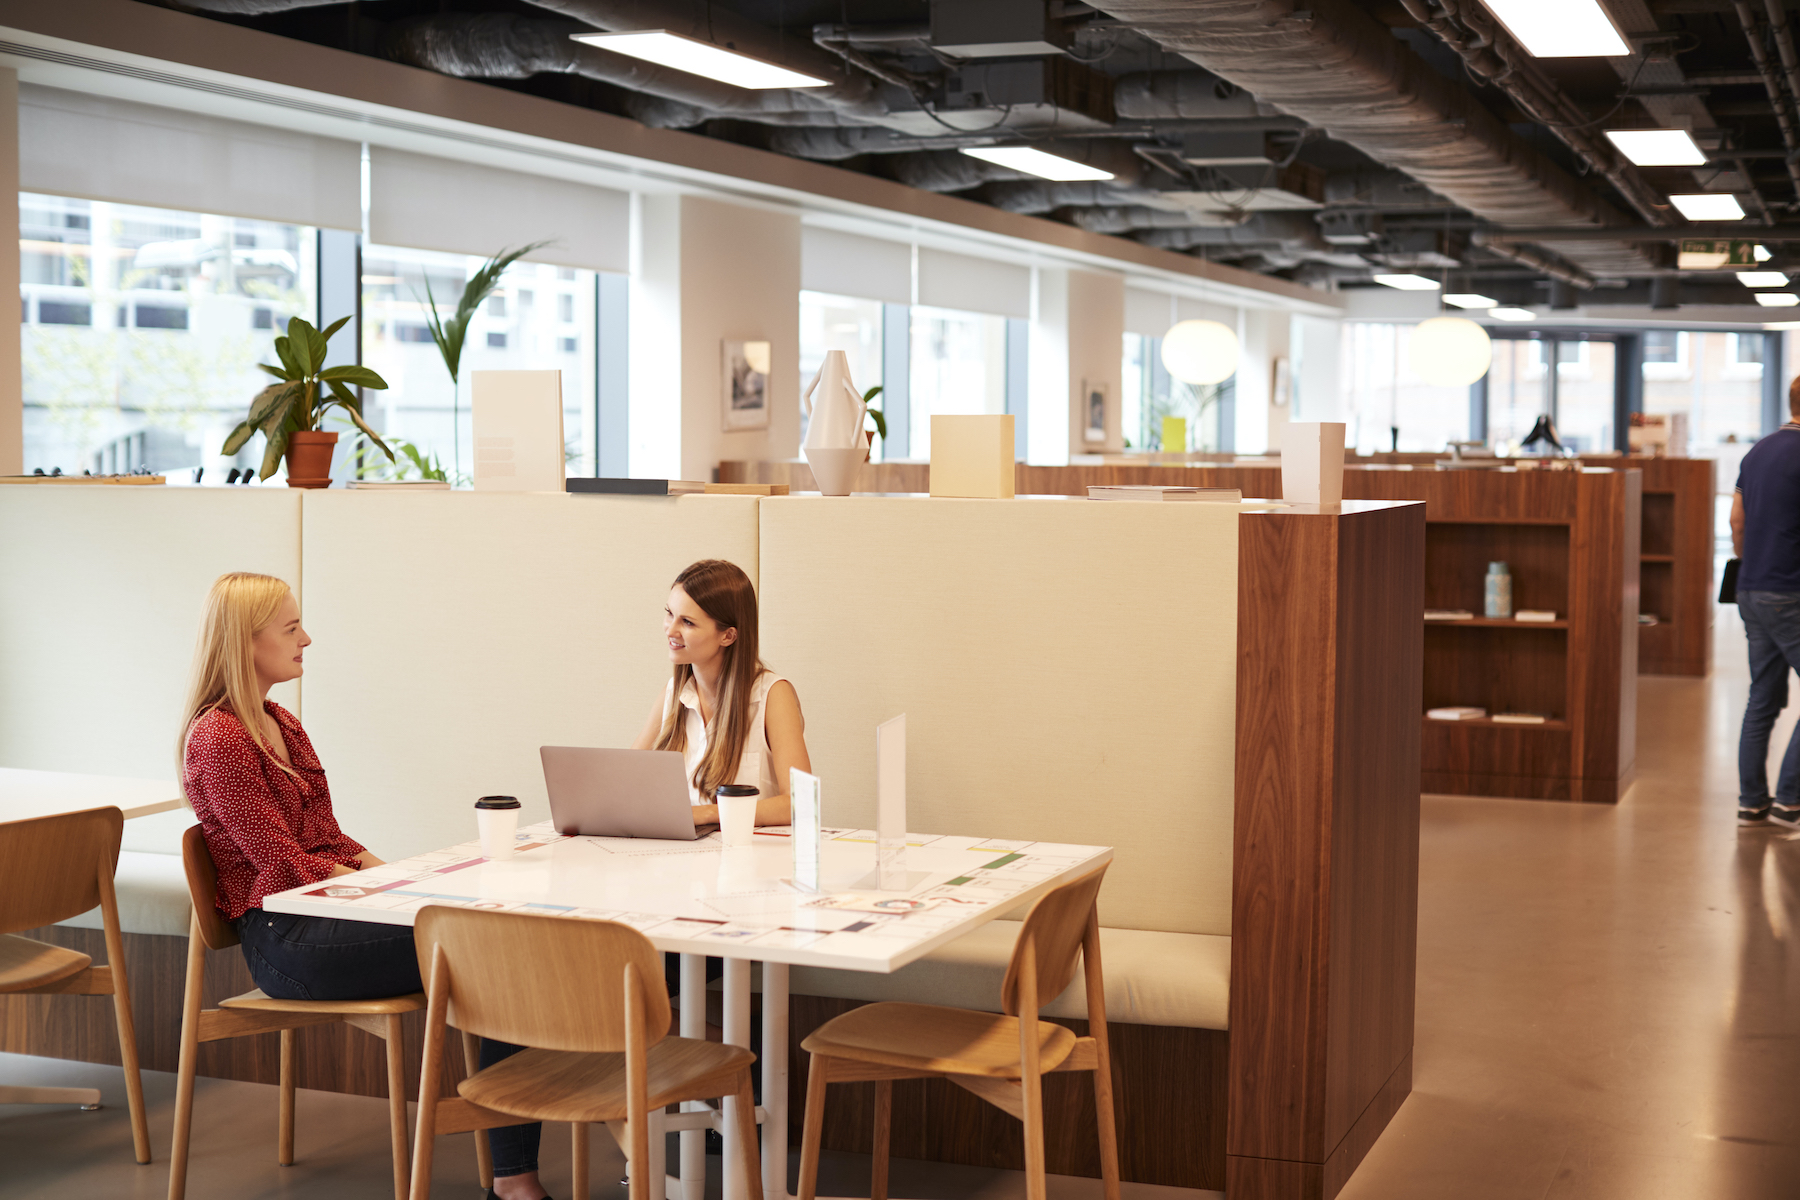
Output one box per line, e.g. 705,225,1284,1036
1631,457,1715,677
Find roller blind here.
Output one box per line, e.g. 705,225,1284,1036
19,85,361,230
1125,288,1178,338
916,248,1031,318
1177,297,1238,326
801,227,911,305
369,147,630,273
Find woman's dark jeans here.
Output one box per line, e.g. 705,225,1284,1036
236,908,541,1178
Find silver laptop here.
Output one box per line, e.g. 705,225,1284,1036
540,746,701,840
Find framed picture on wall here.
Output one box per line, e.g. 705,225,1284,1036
722,339,772,431
1083,381,1107,444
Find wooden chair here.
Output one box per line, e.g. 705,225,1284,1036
797,863,1119,1200
168,825,427,1200
408,906,763,1200
0,806,150,1163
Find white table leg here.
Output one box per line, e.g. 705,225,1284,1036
722,957,752,1200
648,1104,668,1200
760,960,790,1200
679,953,706,1200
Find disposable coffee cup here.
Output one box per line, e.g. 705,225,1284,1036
475,796,522,860
715,785,759,848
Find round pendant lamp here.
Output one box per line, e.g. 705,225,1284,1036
1160,319,1239,385
1407,316,1492,387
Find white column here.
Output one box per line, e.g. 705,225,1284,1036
0,68,19,475
630,192,683,480
1027,268,1070,465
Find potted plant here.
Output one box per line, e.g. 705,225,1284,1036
223,316,393,487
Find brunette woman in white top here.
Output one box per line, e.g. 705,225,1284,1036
632,558,810,826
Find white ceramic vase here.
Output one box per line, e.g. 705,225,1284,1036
802,350,869,497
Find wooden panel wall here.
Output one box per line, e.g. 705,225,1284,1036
1230,502,1424,1200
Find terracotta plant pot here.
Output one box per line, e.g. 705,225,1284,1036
284,430,338,488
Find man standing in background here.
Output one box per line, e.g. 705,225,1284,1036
1733,376,1800,827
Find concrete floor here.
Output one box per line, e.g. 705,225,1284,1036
5,602,1800,1198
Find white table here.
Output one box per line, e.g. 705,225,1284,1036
0,768,183,1112
263,822,1112,1200
0,767,184,823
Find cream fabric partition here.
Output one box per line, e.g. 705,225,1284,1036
0,488,302,782
759,496,1237,937
298,491,760,858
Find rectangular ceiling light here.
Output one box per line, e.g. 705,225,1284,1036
1739,271,1790,287
1490,307,1537,321
1481,0,1630,57
1372,273,1441,290
1605,129,1706,166
1755,293,1800,307
959,147,1114,181
569,30,828,89
1670,193,1747,221
1443,293,1500,309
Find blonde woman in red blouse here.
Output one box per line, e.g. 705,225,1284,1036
179,573,548,1200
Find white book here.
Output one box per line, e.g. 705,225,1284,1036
1492,712,1549,725
1086,485,1242,502
1427,706,1486,721
1424,609,1475,621
1514,610,1558,623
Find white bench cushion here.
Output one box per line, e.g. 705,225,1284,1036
119,806,196,855
789,921,1229,1031
58,850,191,938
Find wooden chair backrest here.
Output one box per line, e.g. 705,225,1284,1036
181,825,240,951
0,806,123,934
1001,861,1110,1018
414,906,672,1053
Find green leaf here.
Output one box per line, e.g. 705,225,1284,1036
321,314,352,341
285,316,317,377
318,364,390,389
865,407,887,441
221,420,255,456
255,362,293,382
259,426,289,481
339,401,395,462
248,381,299,428
273,336,301,379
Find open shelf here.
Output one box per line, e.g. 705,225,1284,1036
1424,522,1571,618
1424,616,1569,629
1641,491,1675,559
1423,716,1570,731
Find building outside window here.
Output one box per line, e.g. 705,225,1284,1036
1642,331,1764,455
362,244,599,482
797,290,883,457
908,305,1006,460
1338,322,1471,453
21,192,316,476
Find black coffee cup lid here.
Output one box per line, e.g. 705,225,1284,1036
475,796,521,809
715,784,760,798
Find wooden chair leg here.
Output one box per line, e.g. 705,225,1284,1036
733,1070,764,1200
572,1122,590,1200
410,949,449,1200
870,1079,892,1200
797,1054,830,1200
1020,1070,1047,1200
384,1014,411,1200
1092,1063,1120,1200
461,1031,494,1189
166,921,207,1200
103,936,151,1163
277,1029,297,1166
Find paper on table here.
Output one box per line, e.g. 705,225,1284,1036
876,714,906,890
791,767,822,892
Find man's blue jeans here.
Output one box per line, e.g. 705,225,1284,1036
1737,590,1800,809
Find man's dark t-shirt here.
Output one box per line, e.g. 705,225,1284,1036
1736,423,1800,592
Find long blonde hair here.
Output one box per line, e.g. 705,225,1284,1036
177,572,299,793
655,560,766,801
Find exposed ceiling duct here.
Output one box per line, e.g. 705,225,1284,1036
1085,0,1659,277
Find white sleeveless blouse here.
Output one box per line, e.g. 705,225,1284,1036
661,671,785,805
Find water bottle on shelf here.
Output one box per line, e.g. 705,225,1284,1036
1484,561,1512,619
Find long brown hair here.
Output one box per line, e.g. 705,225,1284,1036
176,572,299,795
655,560,765,801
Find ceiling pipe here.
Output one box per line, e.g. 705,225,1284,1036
1476,240,1599,289
1733,2,1800,206
883,152,1036,192
1474,223,1800,239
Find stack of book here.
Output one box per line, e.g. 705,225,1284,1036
1085,485,1242,502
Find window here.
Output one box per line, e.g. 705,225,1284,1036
1725,332,1766,381
1643,331,1764,452
909,305,1006,460
20,192,316,476
798,290,884,455
1121,332,1231,451
362,245,601,481
1338,323,1471,453
1642,330,1689,380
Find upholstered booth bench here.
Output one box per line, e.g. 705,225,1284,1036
2,487,1421,1200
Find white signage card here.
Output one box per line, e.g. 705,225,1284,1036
790,767,822,892
471,370,566,493
876,713,906,889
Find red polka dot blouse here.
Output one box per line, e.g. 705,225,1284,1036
183,702,368,921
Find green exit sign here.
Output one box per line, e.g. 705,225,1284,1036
1677,239,1758,269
